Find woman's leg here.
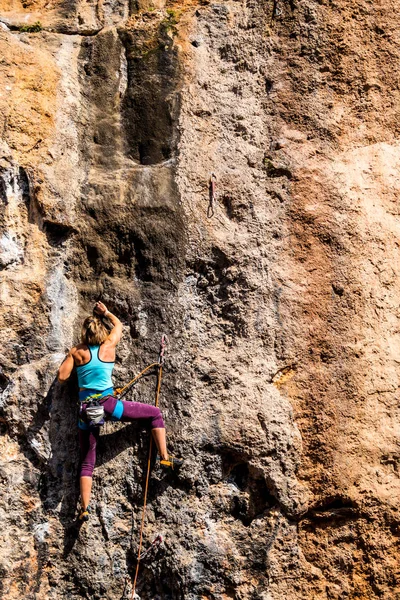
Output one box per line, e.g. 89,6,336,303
80,476,92,510
118,401,168,460
79,428,99,510
151,428,168,461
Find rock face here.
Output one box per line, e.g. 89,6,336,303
0,0,399,598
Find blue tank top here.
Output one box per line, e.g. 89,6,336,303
76,345,114,391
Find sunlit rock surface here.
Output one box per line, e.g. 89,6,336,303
0,0,399,598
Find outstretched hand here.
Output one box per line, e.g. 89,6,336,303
94,301,108,316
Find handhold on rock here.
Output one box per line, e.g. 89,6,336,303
0,232,24,268
270,138,286,151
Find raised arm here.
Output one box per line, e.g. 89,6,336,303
94,301,122,346
58,349,75,384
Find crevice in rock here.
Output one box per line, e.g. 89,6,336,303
265,77,273,93
0,368,9,392
118,19,181,165
42,221,76,246
132,568,176,600
227,462,249,491
4,21,105,37
18,167,30,204
299,496,363,524
85,243,100,273
270,363,297,384
0,176,7,205
332,282,344,296
263,156,293,179
222,453,278,526
53,27,104,37
32,535,50,596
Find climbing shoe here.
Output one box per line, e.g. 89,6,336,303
158,456,183,471
79,505,91,522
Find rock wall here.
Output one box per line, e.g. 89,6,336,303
0,0,399,598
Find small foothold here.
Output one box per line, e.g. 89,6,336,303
332,283,344,296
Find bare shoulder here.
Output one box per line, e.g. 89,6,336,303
71,344,90,365
71,344,85,356
103,336,118,349
99,339,117,361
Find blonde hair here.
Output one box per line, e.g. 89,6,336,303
81,316,109,346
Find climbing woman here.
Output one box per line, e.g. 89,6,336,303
57,301,180,521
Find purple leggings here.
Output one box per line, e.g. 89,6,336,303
79,396,165,478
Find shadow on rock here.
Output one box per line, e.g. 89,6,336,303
22,376,83,555
96,422,145,467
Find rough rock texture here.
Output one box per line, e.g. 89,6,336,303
0,0,400,598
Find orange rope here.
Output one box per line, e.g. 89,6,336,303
131,363,163,599
115,362,160,397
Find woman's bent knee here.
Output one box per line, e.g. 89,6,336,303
152,407,165,429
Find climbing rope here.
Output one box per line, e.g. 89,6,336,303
129,335,168,600
115,363,160,399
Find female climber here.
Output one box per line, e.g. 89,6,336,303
57,301,180,522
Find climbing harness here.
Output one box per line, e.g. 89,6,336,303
128,335,168,600
208,172,217,218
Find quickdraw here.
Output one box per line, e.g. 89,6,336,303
138,533,163,560
159,334,168,365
